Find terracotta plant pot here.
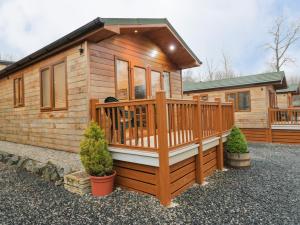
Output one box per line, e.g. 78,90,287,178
226,151,251,168
90,171,116,196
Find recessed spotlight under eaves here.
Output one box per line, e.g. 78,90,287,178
169,44,175,51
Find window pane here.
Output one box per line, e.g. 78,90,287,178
238,92,250,110
53,62,67,108
134,67,146,99
116,60,129,100
41,69,51,108
151,71,161,97
200,95,208,101
163,72,171,98
226,93,237,110
14,79,19,105
19,78,23,105
292,95,300,107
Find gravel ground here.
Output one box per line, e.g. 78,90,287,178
0,143,299,225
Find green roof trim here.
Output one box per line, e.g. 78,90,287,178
183,71,286,92
276,83,300,93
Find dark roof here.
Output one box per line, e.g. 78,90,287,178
0,60,14,65
0,18,104,79
183,71,287,92
0,17,200,79
276,83,300,94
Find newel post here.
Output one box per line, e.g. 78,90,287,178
90,99,99,122
215,97,224,170
193,95,204,184
156,91,171,206
267,107,273,143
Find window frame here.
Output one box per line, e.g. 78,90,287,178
162,71,172,98
225,90,251,112
114,57,131,100
132,64,147,100
149,68,163,98
199,94,208,101
114,57,173,100
40,60,68,111
13,75,25,108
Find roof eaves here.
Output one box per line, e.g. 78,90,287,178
101,18,202,66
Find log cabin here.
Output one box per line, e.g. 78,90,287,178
276,84,300,108
0,18,235,205
184,71,300,144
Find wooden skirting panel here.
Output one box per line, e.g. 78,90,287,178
114,146,220,201
272,130,300,144
240,128,269,142
170,156,196,198
203,147,217,178
169,146,218,198
114,160,158,196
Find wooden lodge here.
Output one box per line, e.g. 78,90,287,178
276,84,300,108
184,72,300,144
0,18,234,205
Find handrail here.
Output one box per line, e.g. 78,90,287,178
269,107,300,125
90,92,235,152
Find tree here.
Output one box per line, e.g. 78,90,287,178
182,69,197,82
0,53,12,61
214,52,236,80
266,17,300,72
205,57,217,81
287,74,300,85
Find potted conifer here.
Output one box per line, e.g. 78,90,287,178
80,121,116,196
225,126,251,168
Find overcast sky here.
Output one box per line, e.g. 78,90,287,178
0,0,299,81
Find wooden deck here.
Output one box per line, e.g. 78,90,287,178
90,92,234,206
242,108,300,144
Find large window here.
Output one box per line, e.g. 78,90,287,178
292,95,300,107
163,72,171,98
116,59,129,100
40,61,67,110
114,58,172,100
151,70,162,97
53,62,67,109
133,67,146,99
13,75,24,107
226,91,250,111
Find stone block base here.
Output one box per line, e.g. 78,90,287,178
64,171,91,195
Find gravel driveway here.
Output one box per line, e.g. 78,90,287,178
0,143,299,225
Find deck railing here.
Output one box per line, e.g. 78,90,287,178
222,103,235,131
91,92,234,151
269,108,300,125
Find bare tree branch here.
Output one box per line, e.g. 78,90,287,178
265,17,300,71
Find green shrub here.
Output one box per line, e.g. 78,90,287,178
80,121,113,176
226,126,248,153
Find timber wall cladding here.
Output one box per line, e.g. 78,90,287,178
272,130,300,144
0,44,89,152
276,93,289,108
88,33,183,101
114,160,159,196
186,86,272,129
114,146,218,199
240,128,269,142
